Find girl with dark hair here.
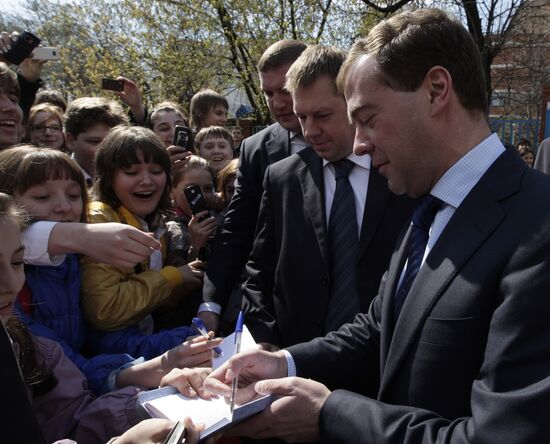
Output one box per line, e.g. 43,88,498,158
81,126,207,359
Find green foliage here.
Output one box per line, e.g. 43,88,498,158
7,0,366,122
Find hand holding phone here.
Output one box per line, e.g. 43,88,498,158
3,31,41,65
184,185,211,221
32,47,61,61
101,78,124,91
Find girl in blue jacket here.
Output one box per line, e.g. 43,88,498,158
0,145,218,394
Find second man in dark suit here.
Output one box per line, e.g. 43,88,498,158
199,40,307,333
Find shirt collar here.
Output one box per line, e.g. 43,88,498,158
323,152,371,170
431,133,505,209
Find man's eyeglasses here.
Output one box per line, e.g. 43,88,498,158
32,124,62,133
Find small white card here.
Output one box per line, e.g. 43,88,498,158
212,325,258,370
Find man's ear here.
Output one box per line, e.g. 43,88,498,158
425,66,452,116
65,132,76,153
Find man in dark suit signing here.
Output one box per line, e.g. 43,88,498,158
205,9,550,443
198,40,307,333
242,44,414,348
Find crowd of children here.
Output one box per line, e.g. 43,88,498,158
0,43,244,442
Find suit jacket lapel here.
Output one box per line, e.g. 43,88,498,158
265,124,291,165
379,225,410,368
358,167,392,258
378,150,524,397
298,149,329,263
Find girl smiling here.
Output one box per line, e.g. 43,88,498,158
81,126,205,359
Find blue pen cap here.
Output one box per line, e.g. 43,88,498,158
192,317,223,355
235,311,244,333
192,317,207,332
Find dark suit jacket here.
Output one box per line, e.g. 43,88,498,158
203,123,290,312
288,149,550,443
243,146,415,348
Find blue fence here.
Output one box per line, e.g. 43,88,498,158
489,118,539,148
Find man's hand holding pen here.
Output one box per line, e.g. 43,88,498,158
204,347,331,441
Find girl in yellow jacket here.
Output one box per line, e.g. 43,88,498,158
81,125,204,359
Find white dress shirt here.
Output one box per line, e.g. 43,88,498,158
423,133,505,262
290,132,308,155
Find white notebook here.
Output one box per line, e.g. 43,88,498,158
138,325,273,441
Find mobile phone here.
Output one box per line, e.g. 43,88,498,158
173,125,194,151
32,46,61,61
162,420,186,444
4,31,41,65
101,78,124,91
184,184,210,220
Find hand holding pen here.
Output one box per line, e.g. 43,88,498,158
192,317,223,355
229,310,244,413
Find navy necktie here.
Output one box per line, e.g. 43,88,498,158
325,159,360,333
393,194,443,321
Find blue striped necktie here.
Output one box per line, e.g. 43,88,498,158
325,158,360,333
393,194,443,321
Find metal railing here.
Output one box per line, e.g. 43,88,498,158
489,118,539,148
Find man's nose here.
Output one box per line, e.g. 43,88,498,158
353,128,373,156
303,119,321,141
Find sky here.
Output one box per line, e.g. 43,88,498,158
0,0,25,12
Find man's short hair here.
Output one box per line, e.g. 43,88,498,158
0,62,19,99
337,8,488,115
285,44,347,94
257,39,307,73
189,89,228,130
64,97,129,138
194,125,234,153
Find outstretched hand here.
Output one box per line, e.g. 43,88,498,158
189,212,218,251
162,334,222,371
160,367,214,399
0,31,17,63
74,222,161,268
167,145,193,172
114,76,146,124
